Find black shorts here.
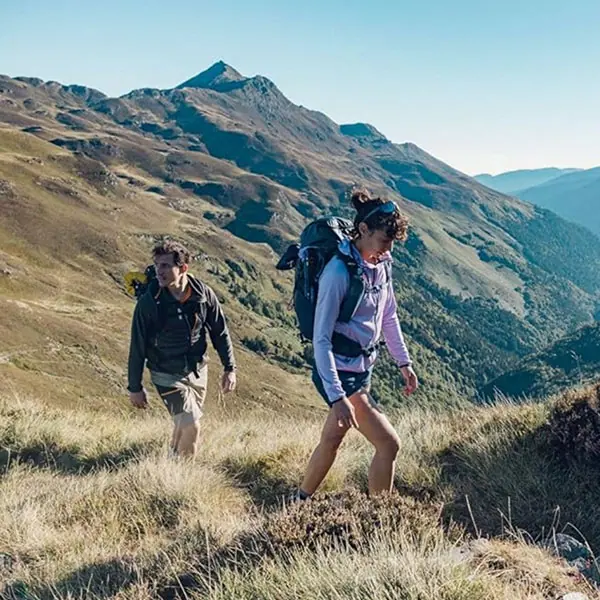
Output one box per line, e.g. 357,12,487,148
312,366,373,407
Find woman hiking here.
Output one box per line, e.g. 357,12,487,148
296,189,419,500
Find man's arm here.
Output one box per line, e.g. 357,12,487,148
204,287,236,372
127,298,151,393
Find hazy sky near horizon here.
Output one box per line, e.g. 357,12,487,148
3,0,599,175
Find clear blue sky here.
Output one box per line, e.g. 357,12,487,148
2,0,599,174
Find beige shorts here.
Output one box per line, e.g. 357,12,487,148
150,366,208,426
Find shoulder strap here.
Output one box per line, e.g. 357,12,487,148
185,276,209,329
187,275,208,302
149,285,168,336
384,261,392,283
337,251,365,323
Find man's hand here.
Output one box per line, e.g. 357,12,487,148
332,396,359,429
129,389,148,409
400,365,419,395
221,370,237,393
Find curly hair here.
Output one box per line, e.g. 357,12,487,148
152,240,191,266
350,188,409,242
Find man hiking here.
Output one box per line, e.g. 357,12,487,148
127,240,237,457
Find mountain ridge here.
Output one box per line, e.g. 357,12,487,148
474,167,582,194
2,60,600,404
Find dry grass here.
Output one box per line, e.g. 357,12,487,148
194,533,587,600
0,390,596,599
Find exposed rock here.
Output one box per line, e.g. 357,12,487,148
0,179,16,197
545,533,600,587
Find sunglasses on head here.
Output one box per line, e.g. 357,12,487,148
360,200,399,222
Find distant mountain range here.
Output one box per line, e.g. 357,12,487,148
474,168,581,195
475,168,600,236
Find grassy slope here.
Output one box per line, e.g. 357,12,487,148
0,127,317,412
1,387,597,599
0,121,472,407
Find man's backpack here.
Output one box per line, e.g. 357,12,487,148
124,265,157,299
276,216,385,358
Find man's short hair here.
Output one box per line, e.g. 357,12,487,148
152,240,191,267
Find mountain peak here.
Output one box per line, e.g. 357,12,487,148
176,61,246,90
340,122,388,141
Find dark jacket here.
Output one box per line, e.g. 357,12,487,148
127,276,235,393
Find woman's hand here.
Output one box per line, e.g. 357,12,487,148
400,365,419,395
332,396,359,429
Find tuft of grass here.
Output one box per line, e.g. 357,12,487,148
0,396,162,473
188,523,590,600
544,383,600,463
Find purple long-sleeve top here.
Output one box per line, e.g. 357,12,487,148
313,239,412,403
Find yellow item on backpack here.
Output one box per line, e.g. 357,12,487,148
124,271,148,297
